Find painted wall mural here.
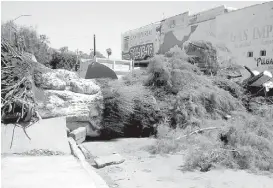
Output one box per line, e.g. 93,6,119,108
159,25,198,54
121,6,224,60
122,43,154,60
121,23,159,60
121,1,273,74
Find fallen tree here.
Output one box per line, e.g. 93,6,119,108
1,39,41,125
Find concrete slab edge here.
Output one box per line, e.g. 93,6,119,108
68,137,109,188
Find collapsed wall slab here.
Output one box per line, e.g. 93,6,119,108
1,117,71,154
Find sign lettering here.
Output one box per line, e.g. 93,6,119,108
230,24,273,43
130,29,153,42
122,43,154,60
129,43,154,60
255,57,273,67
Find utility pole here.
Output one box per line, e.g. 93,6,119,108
93,34,96,58
76,49,79,71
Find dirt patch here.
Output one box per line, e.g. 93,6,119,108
83,138,273,188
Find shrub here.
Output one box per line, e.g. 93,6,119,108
146,121,184,154
165,45,189,61
218,113,273,171
211,76,245,99
99,79,161,138
146,55,172,90
168,69,245,128
49,51,78,70
184,40,219,75
248,97,273,120
122,69,148,86
170,69,210,91
168,58,202,75
149,112,273,173
1,22,53,66
142,40,273,173
182,135,224,172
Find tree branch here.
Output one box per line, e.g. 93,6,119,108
176,127,219,140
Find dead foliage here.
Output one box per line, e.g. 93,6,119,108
1,39,44,147
144,44,273,173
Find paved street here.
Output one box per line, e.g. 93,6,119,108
2,155,97,188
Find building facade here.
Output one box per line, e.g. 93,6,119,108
121,2,273,73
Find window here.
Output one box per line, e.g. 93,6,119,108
247,51,253,57
260,50,266,56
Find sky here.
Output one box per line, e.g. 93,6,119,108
1,1,265,59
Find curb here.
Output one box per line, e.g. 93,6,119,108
68,137,109,188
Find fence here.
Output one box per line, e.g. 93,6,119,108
94,57,134,75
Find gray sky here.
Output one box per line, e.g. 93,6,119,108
1,1,264,58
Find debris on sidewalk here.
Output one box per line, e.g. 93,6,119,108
94,153,125,169
16,149,65,156
263,81,273,92
242,66,273,96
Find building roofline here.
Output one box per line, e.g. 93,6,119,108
218,1,272,16
122,1,272,35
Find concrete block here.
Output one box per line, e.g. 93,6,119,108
94,153,125,168
1,117,71,154
69,127,87,144
66,122,100,137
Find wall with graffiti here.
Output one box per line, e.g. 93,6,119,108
121,23,159,60
121,1,273,73
158,11,189,54
121,5,225,60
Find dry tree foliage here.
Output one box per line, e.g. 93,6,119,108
1,39,42,147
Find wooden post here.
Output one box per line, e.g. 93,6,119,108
113,60,115,70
